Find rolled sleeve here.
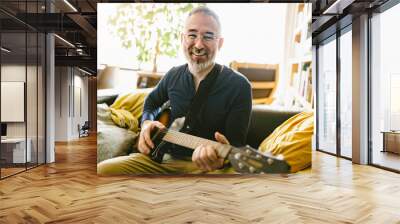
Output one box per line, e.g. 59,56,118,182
140,69,174,126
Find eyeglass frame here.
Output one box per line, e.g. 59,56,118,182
183,32,220,43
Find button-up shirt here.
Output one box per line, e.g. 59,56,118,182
141,63,252,148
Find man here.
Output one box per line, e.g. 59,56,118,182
98,6,252,175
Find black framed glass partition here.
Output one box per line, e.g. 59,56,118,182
316,24,353,159
0,1,46,179
0,30,27,177
339,26,352,159
370,2,400,172
317,35,337,155
315,0,399,172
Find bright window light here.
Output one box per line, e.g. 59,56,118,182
98,3,287,71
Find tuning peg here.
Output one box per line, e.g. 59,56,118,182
256,154,261,159
246,149,251,154
267,158,274,165
234,152,242,160
238,162,244,169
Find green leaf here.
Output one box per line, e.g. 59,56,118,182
109,3,196,64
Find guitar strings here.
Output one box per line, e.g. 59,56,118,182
156,128,221,149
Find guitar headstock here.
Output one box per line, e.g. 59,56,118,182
228,145,291,174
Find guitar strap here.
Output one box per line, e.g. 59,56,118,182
169,63,223,157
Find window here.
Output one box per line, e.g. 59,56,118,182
97,3,287,71
317,36,337,154
370,2,400,171
0,1,46,179
339,28,352,158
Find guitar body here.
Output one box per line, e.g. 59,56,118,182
150,115,188,163
150,106,183,163
157,108,170,127
149,127,168,163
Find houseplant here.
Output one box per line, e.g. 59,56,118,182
108,3,202,73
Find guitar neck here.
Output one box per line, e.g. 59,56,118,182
162,130,231,158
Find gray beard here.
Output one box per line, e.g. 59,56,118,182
189,59,214,73
184,49,216,74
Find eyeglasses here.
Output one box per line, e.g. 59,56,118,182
184,32,219,43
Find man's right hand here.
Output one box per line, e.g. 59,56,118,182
138,120,166,155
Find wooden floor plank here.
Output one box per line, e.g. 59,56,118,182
0,135,399,223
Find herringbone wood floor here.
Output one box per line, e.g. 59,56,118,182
1,135,400,224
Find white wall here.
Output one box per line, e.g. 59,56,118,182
1,65,26,142
1,63,46,164
74,73,89,123
1,65,34,138
72,72,89,138
55,67,89,141
55,67,69,141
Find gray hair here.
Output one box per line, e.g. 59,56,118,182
187,6,221,35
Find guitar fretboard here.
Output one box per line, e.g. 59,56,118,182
162,130,231,158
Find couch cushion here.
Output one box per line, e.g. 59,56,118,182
97,104,139,163
97,88,120,106
246,105,299,148
258,111,314,173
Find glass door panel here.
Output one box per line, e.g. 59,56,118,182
1,31,27,177
371,4,400,171
317,36,337,154
339,29,352,158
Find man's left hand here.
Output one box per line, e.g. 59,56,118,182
192,132,229,172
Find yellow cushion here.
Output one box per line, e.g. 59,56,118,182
109,88,152,132
258,111,314,173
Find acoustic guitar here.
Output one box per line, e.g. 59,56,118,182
149,116,291,174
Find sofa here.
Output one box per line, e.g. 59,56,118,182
246,105,299,149
97,92,302,165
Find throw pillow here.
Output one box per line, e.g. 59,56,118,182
109,88,152,132
258,111,314,173
97,103,139,163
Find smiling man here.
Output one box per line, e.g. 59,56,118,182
98,6,252,175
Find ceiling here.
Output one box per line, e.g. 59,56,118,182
0,0,102,74
0,0,395,75
311,0,390,44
